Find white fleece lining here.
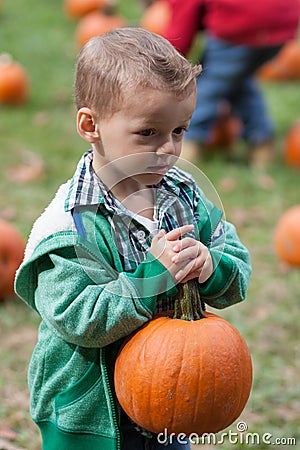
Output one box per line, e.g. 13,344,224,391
24,181,74,262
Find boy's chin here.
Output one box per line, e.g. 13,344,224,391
137,172,167,186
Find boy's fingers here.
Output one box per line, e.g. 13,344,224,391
180,272,199,284
156,229,166,238
173,236,198,253
164,224,194,241
152,229,166,242
175,257,200,281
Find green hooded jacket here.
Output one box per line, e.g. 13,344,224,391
15,175,251,450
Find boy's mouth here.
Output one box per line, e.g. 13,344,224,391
145,156,176,175
146,165,170,175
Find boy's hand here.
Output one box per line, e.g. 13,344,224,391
171,235,213,283
149,225,213,283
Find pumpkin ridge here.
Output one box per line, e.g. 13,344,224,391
169,320,188,432
208,323,217,432
192,323,205,432
135,317,170,431
196,317,219,433
219,320,242,428
215,320,240,430
235,336,252,421
147,320,170,432
228,324,244,424
231,330,247,423
214,319,252,430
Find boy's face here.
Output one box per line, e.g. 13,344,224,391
92,84,196,192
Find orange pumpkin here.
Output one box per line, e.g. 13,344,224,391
205,102,242,150
76,11,127,47
274,205,300,266
284,121,300,168
64,0,109,19
0,54,29,105
115,281,252,436
207,114,242,149
0,220,25,301
140,0,171,35
257,40,300,81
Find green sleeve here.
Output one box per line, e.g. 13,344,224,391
199,220,252,309
125,252,177,312
194,187,252,308
17,244,177,349
19,247,155,349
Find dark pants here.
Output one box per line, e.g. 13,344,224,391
188,33,282,146
120,415,191,450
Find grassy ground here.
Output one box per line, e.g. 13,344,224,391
0,1,299,449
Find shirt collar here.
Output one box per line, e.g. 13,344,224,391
65,150,110,212
64,149,182,212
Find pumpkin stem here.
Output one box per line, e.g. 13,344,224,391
173,279,206,321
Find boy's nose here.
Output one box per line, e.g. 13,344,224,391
157,138,177,155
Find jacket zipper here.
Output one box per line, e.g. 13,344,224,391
101,348,121,450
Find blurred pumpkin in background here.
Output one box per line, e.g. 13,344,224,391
64,0,112,18
284,120,300,167
207,114,242,149
206,101,242,149
76,11,127,47
0,54,29,105
140,0,171,35
0,220,25,301
257,40,300,81
274,205,300,266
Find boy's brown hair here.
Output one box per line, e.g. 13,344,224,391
74,27,202,119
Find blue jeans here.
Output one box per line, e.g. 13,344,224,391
121,430,191,450
188,33,282,146
120,416,191,450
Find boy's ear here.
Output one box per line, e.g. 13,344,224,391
77,107,100,143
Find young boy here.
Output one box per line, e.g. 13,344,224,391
15,28,251,450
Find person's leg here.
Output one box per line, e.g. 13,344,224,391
181,35,241,162
120,414,147,450
231,76,274,166
187,35,234,145
121,428,146,450
184,35,282,163
232,76,274,144
229,46,282,166
121,429,191,450
230,44,282,142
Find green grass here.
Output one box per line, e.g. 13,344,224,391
0,1,300,449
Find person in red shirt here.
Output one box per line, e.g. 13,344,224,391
160,0,300,166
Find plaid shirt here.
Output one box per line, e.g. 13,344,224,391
65,150,224,312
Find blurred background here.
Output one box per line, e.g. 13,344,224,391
0,1,299,449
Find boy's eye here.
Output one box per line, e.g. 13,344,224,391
173,127,186,136
139,129,155,136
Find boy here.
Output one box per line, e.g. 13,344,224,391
15,28,251,450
